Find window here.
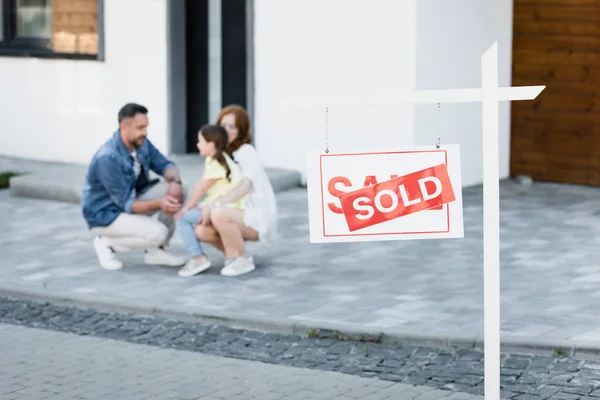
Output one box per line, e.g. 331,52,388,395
0,0,103,60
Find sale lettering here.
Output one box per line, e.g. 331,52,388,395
337,164,455,232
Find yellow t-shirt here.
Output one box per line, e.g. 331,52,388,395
199,153,247,209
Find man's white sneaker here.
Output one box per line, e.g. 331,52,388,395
220,256,255,277
178,256,212,277
144,247,186,267
93,236,123,270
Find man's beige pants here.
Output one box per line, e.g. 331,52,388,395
91,180,185,252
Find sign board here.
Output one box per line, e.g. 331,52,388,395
293,42,544,400
306,145,463,243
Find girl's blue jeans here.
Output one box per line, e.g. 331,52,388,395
176,208,204,257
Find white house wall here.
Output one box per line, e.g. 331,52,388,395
254,0,514,188
0,0,170,165
253,0,419,182
414,0,514,187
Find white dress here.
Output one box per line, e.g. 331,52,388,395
232,144,278,244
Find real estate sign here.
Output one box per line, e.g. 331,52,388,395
306,146,464,243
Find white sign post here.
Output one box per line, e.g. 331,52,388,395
289,42,545,400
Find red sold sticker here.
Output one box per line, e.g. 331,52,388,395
338,164,455,232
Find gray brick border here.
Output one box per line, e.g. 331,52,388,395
2,281,599,360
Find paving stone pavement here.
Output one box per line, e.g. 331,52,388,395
0,321,487,400
7,298,600,399
2,179,600,343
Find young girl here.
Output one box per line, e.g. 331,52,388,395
175,124,246,277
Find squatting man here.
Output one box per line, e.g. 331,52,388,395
81,103,188,271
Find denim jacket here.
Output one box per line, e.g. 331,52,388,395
81,130,176,228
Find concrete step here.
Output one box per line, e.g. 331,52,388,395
0,155,302,204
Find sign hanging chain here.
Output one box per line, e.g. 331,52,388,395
325,106,329,153
436,102,441,149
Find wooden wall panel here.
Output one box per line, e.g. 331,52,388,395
51,0,98,54
511,0,600,186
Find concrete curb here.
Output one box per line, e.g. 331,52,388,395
5,155,302,204
9,175,82,203
1,281,599,360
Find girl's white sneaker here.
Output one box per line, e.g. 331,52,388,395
178,256,212,277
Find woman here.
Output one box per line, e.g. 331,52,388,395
195,105,278,277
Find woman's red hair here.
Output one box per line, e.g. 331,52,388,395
216,105,252,153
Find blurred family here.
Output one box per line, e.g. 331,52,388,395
81,103,277,278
